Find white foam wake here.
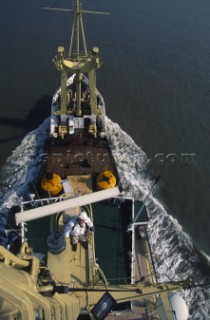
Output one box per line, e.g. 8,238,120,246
105,117,210,320
0,119,49,225
0,117,209,318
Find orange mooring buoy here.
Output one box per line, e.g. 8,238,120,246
96,170,117,190
41,172,63,196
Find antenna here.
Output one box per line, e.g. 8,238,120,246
43,0,110,56
133,175,160,224
43,0,110,126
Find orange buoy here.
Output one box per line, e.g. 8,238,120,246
41,173,63,196
96,170,117,190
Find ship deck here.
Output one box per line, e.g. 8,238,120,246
42,136,116,183
25,196,159,319
28,135,160,319
104,231,159,319
47,238,90,285
104,201,159,320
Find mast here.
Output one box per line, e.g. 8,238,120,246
47,0,109,138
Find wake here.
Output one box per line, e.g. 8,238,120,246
106,117,210,319
0,117,209,318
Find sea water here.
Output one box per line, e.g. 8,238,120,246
1,0,210,318
0,118,210,318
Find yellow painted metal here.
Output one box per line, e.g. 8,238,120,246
0,244,80,320
55,294,80,320
47,238,90,285
96,170,117,190
0,241,190,319
41,173,63,196
0,279,34,320
0,245,30,268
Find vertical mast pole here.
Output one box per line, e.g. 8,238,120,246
69,14,75,56
76,0,81,115
80,13,87,55
76,0,80,57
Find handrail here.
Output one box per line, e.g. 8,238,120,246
63,51,94,61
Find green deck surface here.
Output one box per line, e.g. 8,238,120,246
93,200,131,285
